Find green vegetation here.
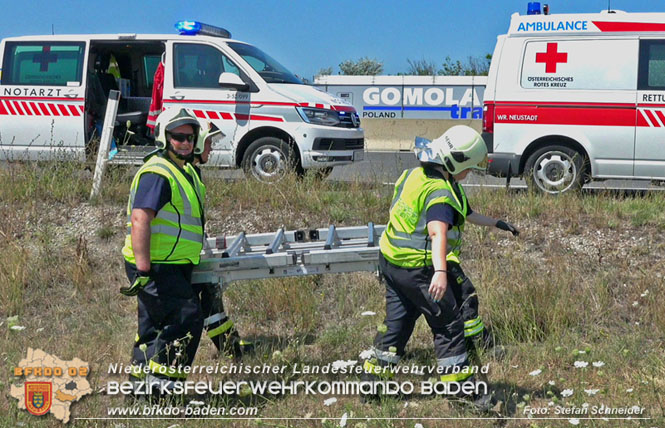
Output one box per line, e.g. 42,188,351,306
1,162,664,427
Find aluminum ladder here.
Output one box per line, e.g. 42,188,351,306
192,223,385,288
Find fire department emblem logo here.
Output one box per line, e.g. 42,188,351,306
25,382,52,416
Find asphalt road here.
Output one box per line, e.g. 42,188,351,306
211,150,663,191
330,151,664,191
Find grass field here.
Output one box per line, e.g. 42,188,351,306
1,161,664,427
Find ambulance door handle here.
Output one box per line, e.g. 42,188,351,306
63,91,78,98
170,93,185,101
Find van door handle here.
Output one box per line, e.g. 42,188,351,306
63,91,78,98
170,94,185,100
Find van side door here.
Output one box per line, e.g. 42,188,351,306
0,40,88,160
636,39,665,179
163,40,253,167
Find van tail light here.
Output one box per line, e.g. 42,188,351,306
483,102,495,134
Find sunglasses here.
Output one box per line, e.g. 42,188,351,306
167,132,196,143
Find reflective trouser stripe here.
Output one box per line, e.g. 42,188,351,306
363,359,394,380
135,333,140,342
437,352,473,382
130,365,146,379
144,374,177,391
148,359,187,380
373,347,401,364
204,312,226,327
464,318,484,338
437,353,468,368
207,319,234,338
440,370,475,383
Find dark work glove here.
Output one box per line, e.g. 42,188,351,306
120,271,151,296
496,220,519,236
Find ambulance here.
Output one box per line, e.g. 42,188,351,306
0,21,363,181
483,4,665,193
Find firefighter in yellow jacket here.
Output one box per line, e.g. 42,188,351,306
365,125,518,404
121,108,206,389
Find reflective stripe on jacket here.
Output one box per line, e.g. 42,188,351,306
379,167,468,268
122,155,206,265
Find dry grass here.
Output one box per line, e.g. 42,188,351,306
0,163,664,427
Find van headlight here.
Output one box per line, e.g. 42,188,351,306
296,107,340,126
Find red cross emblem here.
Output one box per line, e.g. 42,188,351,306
536,43,568,73
32,46,58,72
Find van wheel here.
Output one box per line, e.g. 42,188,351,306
524,145,585,194
241,137,300,182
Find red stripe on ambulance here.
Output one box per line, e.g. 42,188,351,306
30,102,41,116
495,104,637,127
593,21,665,32
13,101,24,115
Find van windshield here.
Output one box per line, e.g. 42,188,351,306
227,42,302,84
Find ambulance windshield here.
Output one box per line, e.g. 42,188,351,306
227,42,302,84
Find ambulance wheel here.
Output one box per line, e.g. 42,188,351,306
524,145,585,194
242,137,300,182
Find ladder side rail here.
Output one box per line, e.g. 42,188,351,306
313,225,386,241
211,229,305,249
200,238,381,261
193,260,381,285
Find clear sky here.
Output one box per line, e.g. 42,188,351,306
1,0,662,80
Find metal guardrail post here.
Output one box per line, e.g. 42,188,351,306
89,90,120,201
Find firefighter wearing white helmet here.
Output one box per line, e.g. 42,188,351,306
121,107,207,391
190,119,255,358
364,125,518,406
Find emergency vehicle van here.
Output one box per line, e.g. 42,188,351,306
0,21,363,180
483,5,665,193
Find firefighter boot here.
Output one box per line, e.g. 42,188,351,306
468,327,506,361
211,327,254,359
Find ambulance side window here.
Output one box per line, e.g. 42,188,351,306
173,43,240,89
1,42,85,86
638,40,665,90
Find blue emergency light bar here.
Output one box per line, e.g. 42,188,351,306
527,2,541,15
175,21,231,38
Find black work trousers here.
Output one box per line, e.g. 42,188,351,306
199,282,240,353
373,253,467,364
449,263,477,321
125,261,204,379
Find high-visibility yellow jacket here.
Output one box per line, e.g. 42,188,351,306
122,155,205,265
380,167,468,268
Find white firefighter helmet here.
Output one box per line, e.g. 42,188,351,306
195,121,224,164
195,121,224,155
154,108,201,151
414,125,487,174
